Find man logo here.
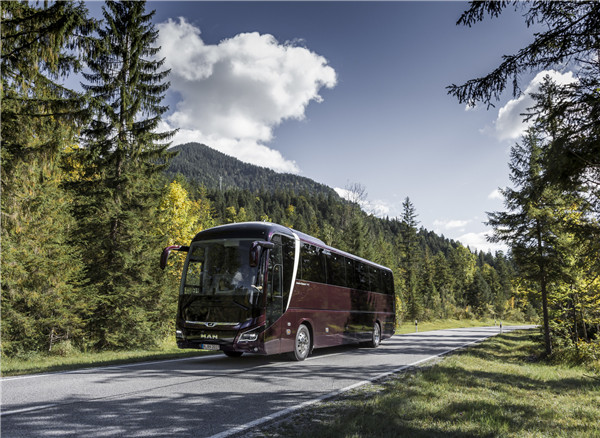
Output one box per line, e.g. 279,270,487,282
200,333,218,340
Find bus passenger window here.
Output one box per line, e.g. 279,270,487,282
301,244,326,284
370,266,384,293
382,270,394,295
345,258,359,289
357,262,369,291
326,252,346,287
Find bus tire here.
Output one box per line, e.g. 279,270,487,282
367,322,381,348
290,324,311,361
223,350,243,358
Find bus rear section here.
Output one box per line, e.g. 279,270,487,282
161,222,395,360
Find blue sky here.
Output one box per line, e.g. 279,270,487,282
87,1,575,253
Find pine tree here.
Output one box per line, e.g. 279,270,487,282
399,197,422,320
487,129,572,356
75,0,176,349
1,1,93,356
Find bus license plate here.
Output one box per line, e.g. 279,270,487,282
201,344,220,351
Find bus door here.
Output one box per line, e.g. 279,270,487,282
266,242,284,327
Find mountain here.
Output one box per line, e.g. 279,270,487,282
166,142,339,198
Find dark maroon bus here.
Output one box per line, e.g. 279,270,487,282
161,222,395,361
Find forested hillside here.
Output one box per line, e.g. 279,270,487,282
164,175,527,326
166,142,526,325
166,142,339,197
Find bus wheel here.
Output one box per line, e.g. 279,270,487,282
223,350,243,358
367,322,381,348
291,324,311,361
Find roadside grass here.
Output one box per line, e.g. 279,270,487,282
257,330,600,438
395,318,529,334
0,338,213,377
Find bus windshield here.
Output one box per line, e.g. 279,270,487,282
181,239,262,311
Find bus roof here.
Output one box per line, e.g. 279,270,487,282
192,221,392,272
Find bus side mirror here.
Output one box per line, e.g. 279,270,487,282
249,241,274,267
160,245,189,270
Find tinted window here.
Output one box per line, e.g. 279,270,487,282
300,243,326,284
369,266,384,293
382,270,394,295
356,262,369,291
326,251,346,287
345,257,358,289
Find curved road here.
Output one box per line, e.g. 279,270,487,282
1,326,533,437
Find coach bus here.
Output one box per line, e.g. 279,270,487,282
160,222,395,361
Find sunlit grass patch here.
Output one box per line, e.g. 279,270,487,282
258,331,600,438
395,318,530,335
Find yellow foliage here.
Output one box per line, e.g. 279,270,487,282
158,181,214,277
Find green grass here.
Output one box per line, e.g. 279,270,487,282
395,318,529,334
259,331,600,438
0,338,214,377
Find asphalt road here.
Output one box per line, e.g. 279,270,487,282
1,326,534,437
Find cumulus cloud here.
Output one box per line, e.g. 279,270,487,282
157,18,337,173
495,70,576,141
457,231,507,254
433,219,471,230
488,189,503,200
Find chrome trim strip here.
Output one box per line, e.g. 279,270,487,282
285,231,301,312
185,321,239,326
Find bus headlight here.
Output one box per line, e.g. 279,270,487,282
176,330,184,339
238,330,259,342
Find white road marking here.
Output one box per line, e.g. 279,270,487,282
0,354,216,382
208,334,493,438
1,404,59,416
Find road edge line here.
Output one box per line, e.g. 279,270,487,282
208,333,496,438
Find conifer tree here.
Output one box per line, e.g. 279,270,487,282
1,1,93,355
487,129,572,355
75,0,176,349
399,197,422,320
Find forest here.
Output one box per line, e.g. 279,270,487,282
1,1,598,365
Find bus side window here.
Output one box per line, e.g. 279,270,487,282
382,270,394,295
356,262,369,291
370,266,384,293
301,243,326,284
326,252,346,288
345,257,359,290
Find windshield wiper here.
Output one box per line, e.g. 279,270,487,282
233,300,249,311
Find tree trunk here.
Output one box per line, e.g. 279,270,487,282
537,221,552,356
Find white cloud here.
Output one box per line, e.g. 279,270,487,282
457,231,507,254
157,18,337,174
433,219,471,230
495,70,576,141
488,189,503,200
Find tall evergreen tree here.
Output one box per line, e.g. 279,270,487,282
487,129,574,356
399,197,422,320
75,0,176,349
1,1,93,355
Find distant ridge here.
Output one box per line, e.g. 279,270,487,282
166,142,340,197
